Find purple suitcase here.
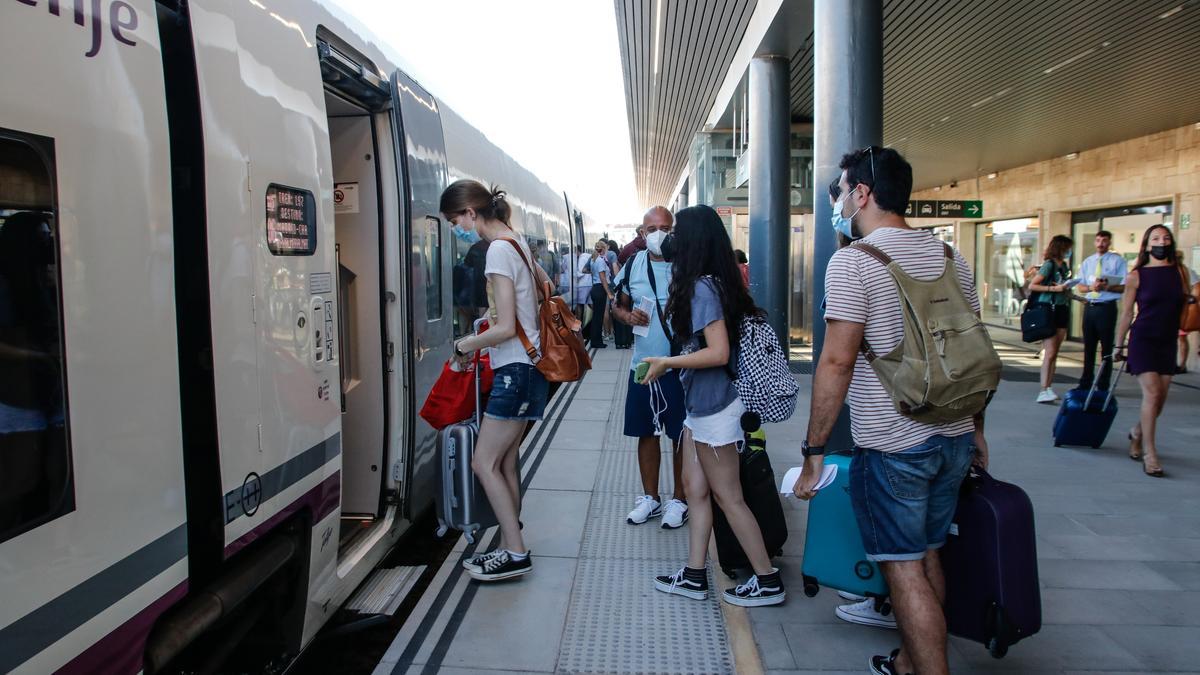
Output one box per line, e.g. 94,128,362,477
941,468,1041,658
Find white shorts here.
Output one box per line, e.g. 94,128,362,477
683,398,746,449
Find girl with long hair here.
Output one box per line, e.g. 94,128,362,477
440,179,551,580
1028,234,1074,404
1115,224,1192,477
641,205,785,607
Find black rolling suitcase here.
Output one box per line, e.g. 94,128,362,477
1053,358,1123,448
712,435,787,578
434,319,497,544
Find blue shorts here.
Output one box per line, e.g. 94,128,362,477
849,432,974,562
485,363,548,421
623,369,685,441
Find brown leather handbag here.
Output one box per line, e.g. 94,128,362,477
499,239,592,382
1180,265,1200,333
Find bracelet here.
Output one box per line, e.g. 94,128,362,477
1114,345,1127,351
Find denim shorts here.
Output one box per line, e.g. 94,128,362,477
849,432,974,562
485,363,549,421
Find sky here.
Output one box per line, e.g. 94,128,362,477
329,0,641,229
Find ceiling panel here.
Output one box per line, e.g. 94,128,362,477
617,0,1200,205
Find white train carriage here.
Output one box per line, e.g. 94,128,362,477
0,1,586,672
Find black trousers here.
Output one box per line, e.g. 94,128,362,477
1080,301,1118,390
613,312,633,347
587,283,608,348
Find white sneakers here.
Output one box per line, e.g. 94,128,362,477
836,596,897,629
627,495,662,524
661,499,688,529
627,496,688,528
1036,387,1059,404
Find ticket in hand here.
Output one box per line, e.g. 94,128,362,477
632,296,655,337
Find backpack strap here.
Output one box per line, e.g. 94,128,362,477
847,243,891,363
497,238,544,363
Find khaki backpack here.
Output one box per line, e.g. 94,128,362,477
851,242,1002,424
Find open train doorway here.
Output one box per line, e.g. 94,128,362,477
324,89,389,526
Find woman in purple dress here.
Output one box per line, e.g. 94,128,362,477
1115,225,1190,477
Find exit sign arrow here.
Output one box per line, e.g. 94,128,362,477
965,201,982,217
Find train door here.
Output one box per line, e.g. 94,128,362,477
390,71,450,515
0,2,188,671
317,40,397,522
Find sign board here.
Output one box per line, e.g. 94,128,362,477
333,182,360,214
266,184,317,255
735,150,750,188
1182,213,1191,230
716,206,733,217
907,199,983,219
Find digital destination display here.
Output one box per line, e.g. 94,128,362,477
266,184,317,255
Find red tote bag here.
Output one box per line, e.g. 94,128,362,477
419,352,494,430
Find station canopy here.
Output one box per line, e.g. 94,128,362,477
615,0,1200,208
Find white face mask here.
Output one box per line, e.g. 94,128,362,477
645,229,668,256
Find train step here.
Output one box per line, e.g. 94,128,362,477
344,566,427,616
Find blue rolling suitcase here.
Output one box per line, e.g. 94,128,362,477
800,453,888,599
1052,359,1123,448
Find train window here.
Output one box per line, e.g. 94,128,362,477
0,130,75,545
423,216,442,320
266,184,317,255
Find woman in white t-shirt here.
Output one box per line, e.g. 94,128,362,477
441,179,550,582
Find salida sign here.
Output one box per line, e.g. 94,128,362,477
12,0,140,58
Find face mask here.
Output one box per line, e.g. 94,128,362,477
452,224,480,244
1149,244,1172,261
830,187,862,240
645,230,667,256
1064,250,1072,262
659,233,677,262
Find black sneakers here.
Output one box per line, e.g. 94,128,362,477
654,566,709,600
869,648,913,675
468,550,532,581
721,569,785,607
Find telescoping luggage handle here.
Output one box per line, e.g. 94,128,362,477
472,317,487,426
1082,354,1125,411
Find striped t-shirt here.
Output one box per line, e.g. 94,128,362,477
824,227,980,452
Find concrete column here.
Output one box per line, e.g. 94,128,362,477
748,55,790,351
812,0,883,449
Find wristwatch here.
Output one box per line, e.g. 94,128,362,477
453,341,467,357
801,440,825,458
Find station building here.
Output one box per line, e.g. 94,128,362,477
614,0,1200,359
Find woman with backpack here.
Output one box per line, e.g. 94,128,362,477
441,179,549,582
641,204,785,607
1027,234,1075,404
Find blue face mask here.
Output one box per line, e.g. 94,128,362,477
452,223,480,244
830,187,861,240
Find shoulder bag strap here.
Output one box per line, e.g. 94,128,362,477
641,252,674,339
497,238,543,362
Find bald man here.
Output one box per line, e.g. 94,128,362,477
611,206,688,529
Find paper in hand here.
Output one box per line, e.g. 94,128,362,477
631,296,655,337
779,464,838,496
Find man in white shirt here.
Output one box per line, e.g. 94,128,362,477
1074,230,1127,390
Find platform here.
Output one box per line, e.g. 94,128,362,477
373,336,1200,675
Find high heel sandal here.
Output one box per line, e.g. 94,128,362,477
1128,430,1143,461
1142,459,1165,478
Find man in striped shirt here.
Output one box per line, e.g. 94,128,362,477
794,147,986,675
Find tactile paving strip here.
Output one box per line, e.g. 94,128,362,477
557,558,732,675
557,349,735,674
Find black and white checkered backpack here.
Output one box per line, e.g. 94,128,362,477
732,314,798,424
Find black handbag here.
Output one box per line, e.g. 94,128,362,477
1020,303,1056,343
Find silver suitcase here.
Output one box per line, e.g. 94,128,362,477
435,319,497,543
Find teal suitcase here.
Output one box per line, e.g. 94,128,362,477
800,453,888,598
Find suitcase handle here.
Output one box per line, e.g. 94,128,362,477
1082,355,1124,410
472,317,487,426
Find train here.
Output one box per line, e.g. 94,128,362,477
0,0,594,672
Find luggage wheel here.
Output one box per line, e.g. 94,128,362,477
463,529,476,544
721,567,736,580
435,524,449,539
802,575,819,598
986,603,1009,659
987,637,1008,659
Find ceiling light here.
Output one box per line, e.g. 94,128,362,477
933,186,942,192
1043,48,1096,75
987,172,998,180
940,116,951,123
1159,5,1183,19
1065,152,1079,160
